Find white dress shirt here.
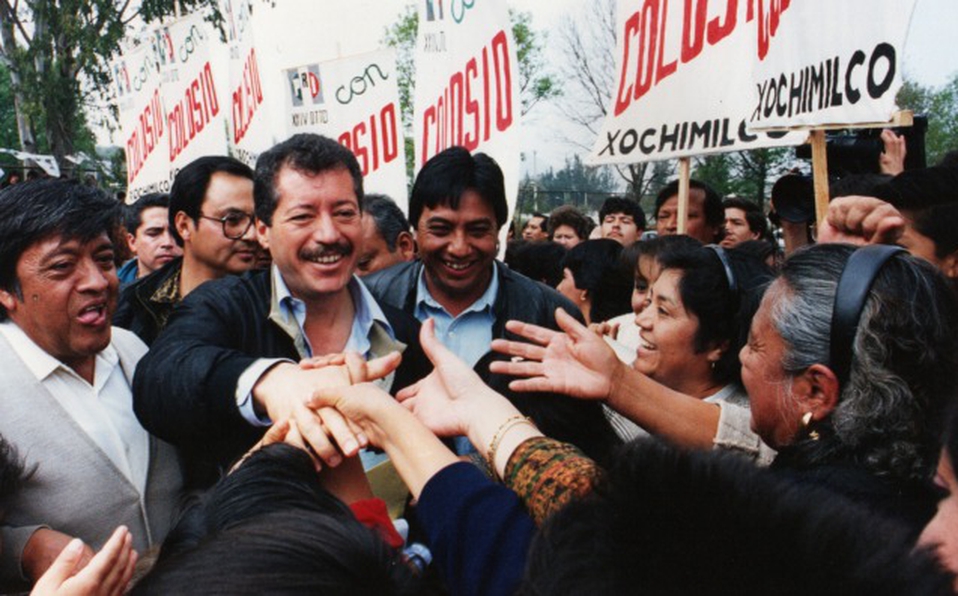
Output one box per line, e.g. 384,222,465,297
0,322,149,494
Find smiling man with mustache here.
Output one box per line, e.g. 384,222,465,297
132,135,428,488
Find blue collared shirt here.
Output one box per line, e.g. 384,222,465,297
413,265,498,369
273,265,395,358
235,266,396,427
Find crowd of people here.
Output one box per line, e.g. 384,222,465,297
0,130,956,595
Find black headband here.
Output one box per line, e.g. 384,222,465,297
706,245,738,294
829,245,906,389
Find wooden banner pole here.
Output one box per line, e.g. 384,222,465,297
810,130,830,227
677,157,690,235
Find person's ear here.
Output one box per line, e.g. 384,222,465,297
175,211,193,244
396,231,417,261
126,232,137,255
0,287,18,313
940,249,958,280
705,339,730,368
791,363,840,422
256,218,270,251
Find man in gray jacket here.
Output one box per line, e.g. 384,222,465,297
0,179,182,591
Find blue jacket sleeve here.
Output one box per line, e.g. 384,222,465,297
416,462,535,596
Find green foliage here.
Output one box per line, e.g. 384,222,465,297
0,64,18,148
383,4,418,183
518,155,617,215
510,10,561,115
383,5,560,184
897,75,958,166
0,0,217,171
692,148,791,209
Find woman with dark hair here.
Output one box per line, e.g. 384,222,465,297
556,239,632,325
518,239,775,451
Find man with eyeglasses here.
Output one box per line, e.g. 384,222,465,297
115,156,257,345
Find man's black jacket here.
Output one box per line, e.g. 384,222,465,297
133,269,430,486
362,260,621,465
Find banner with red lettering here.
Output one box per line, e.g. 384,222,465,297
112,44,169,202
749,0,917,129
283,50,408,211
589,0,805,165
159,13,228,179
221,0,272,166
413,0,521,225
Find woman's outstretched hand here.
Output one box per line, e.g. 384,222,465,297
489,308,623,400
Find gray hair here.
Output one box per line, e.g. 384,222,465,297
361,194,410,251
771,244,958,483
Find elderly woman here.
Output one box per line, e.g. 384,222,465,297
304,317,954,596
493,244,958,532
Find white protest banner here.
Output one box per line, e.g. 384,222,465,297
221,0,272,166
159,13,228,179
112,44,169,202
590,0,805,165
284,50,408,211
414,0,521,225
749,0,917,130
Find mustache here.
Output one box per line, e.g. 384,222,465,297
299,242,353,260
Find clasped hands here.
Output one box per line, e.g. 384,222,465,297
251,319,508,468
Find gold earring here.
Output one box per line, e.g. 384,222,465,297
801,412,820,441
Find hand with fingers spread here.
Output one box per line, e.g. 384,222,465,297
817,195,905,246
489,308,625,401
589,320,619,340
393,319,502,437
30,526,137,596
252,352,401,469
879,128,906,176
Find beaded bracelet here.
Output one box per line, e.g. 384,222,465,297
486,415,534,479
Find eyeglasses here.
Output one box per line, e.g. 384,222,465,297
199,212,254,240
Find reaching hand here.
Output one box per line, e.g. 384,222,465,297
489,308,623,400
395,319,501,437
30,526,136,596
818,195,905,246
879,128,906,176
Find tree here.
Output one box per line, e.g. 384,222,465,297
554,0,670,200
0,0,215,171
383,5,560,181
518,154,618,215
693,148,791,210
897,76,958,166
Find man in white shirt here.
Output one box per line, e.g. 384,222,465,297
0,179,182,591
